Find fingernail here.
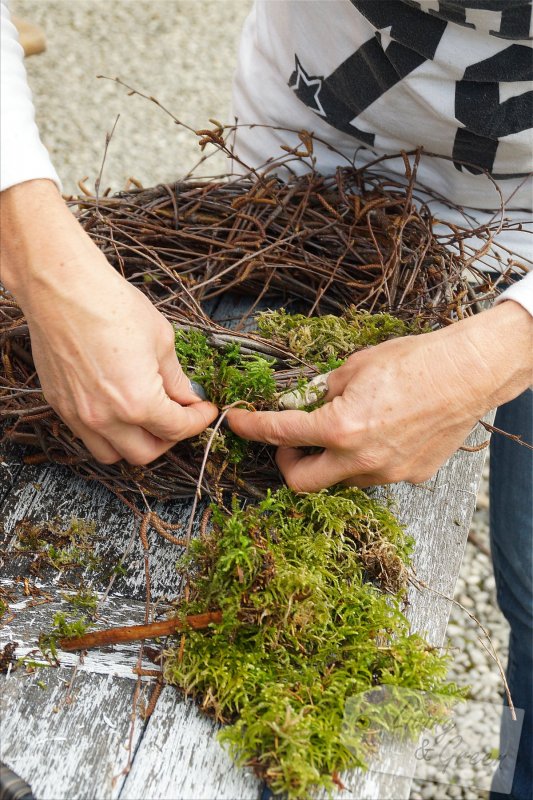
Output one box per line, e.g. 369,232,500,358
189,380,207,400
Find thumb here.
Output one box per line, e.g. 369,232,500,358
159,347,205,406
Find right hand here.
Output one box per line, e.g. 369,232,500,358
1,180,218,465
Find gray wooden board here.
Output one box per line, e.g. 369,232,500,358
0,460,211,601
0,580,160,678
1,667,142,800
119,688,261,800
0,293,494,800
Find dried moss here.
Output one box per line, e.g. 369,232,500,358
13,517,100,574
164,488,463,798
257,307,427,370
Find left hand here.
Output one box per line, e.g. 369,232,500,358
227,302,533,491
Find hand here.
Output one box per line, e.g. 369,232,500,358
1,180,218,464
228,302,533,491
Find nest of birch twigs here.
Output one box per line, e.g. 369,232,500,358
0,141,521,505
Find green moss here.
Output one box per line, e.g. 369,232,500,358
39,611,91,661
164,488,463,798
61,587,99,613
257,307,426,369
174,309,425,461
174,329,277,407
14,517,100,573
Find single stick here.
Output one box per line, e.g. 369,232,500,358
59,610,222,652
481,420,533,451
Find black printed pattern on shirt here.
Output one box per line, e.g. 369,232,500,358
287,0,533,177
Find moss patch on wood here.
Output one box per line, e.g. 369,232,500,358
164,487,463,798
13,517,100,574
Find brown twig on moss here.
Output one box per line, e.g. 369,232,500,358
59,610,223,651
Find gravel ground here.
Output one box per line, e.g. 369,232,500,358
11,0,252,195
10,2,511,798
411,459,510,800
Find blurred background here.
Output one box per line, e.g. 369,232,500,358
9,3,507,799
10,0,252,194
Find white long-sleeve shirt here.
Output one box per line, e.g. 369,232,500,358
0,2,60,190
1,0,532,313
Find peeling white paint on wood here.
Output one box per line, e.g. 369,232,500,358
0,669,142,800
120,688,261,800
0,581,162,680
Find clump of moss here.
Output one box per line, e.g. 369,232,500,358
14,517,100,574
174,329,277,407
39,611,92,661
164,488,462,798
61,586,99,613
257,307,426,370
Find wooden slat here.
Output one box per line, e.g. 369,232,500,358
119,688,261,800
0,580,162,679
0,460,211,601
0,669,142,800
0,291,493,799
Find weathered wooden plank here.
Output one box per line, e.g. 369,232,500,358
0,291,492,800
0,580,165,680
383,418,493,645
0,461,210,602
119,687,261,800
0,428,491,800
0,668,143,800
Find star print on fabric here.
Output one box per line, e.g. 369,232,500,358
288,55,326,117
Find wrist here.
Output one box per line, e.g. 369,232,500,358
453,302,533,411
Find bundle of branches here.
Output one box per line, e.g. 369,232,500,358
72,151,508,320
0,144,519,505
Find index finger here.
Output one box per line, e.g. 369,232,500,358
226,406,331,448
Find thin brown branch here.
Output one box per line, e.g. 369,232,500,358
59,610,223,651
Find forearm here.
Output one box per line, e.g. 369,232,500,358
1,179,109,301
449,300,533,412
1,180,218,466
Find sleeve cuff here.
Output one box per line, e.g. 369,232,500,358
495,271,533,317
